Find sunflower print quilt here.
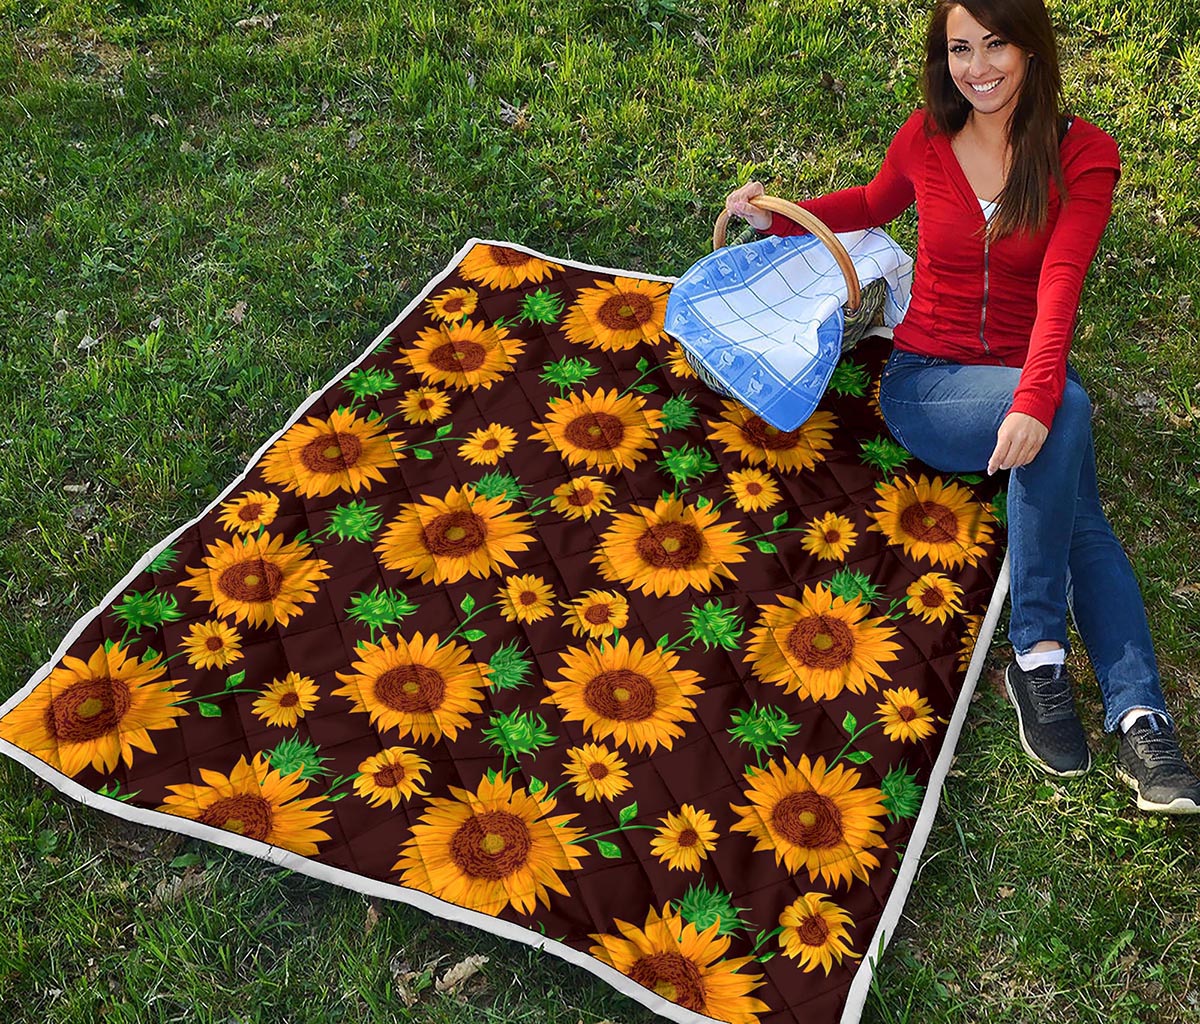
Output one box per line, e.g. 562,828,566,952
0,240,1007,1024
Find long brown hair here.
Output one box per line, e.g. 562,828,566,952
922,0,1070,239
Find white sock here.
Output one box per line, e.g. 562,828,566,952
1015,648,1066,672
1120,709,1164,733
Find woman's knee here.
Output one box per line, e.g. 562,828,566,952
1048,380,1093,443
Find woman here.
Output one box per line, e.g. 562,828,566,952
725,0,1199,813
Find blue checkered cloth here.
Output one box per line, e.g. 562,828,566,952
665,228,914,430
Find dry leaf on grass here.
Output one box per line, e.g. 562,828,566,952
236,13,279,31
364,898,380,936
436,954,488,995
226,301,248,325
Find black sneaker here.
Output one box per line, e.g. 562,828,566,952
1116,715,1200,814
1004,662,1092,776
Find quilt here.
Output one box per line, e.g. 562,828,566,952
0,240,1008,1024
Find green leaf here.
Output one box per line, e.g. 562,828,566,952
528,777,545,794
197,702,222,718
595,839,623,859
327,791,349,802
957,473,984,484
459,594,476,615
434,423,454,438
141,647,159,662
771,512,788,530
842,711,858,734
618,802,638,825
656,633,670,648
633,383,657,394
462,629,487,642
694,495,711,509
225,670,246,689
485,767,498,783
635,356,650,374
170,852,203,869
755,540,778,554
412,448,433,460
846,750,873,764
103,638,115,652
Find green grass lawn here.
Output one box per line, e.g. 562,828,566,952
2,0,1199,1021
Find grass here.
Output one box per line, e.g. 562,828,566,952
2,0,1199,1021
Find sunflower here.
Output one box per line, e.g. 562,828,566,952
778,893,858,974
542,637,702,753
375,485,534,585
650,804,719,872
333,631,490,743
400,319,524,391
905,572,966,624
181,620,244,670
259,408,403,499
707,401,837,473
562,743,631,802
398,386,452,424
181,532,331,629
666,343,698,380
458,423,518,466
867,474,995,569
0,642,187,778
157,752,332,856
393,772,587,916
958,613,984,672
589,905,770,1023
562,589,629,639
727,468,781,512
530,388,663,474
548,476,615,520
562,277,670,352
594,496,746,598
353,746,430,808
497,574,556,624
458,243,562,291
875,687,937,743
745,585,900,702
729,754,888,888
800,511,859,561
426,286,479,321
251,672,320,728
217,490,280,534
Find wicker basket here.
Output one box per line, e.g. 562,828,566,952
682,195,887,397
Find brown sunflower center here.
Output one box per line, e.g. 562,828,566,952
300,431,364,474
567,486,595,507
583,603,612,624
824,529,841,543
218,558,285,603
238,502,263,521
418,397,435,410
630,952,705,1011
563,412,626,451
596,291,654,330
423,511,487,556
481,438,500,451
375,664,446,713
740,415,804,451
518,589,539,606
920,587,946,607
584,669,657,721
374,764,406,788
430,339,487,373
199,794,273,841
786,614,855,669
635,522,702,569
487,245,532,268
587,762,609,779
745,482,763,495
442,296,464,313
771,790,844,849
676,828,699,848
899,500,959,544
898,705,917,722
450,810,532,879
797,913,831,947
45,677,131,743
205,636,225,651
279,692,300,708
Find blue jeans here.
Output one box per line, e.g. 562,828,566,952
878,348,1171,733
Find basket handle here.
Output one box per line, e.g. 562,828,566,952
713,195,862,312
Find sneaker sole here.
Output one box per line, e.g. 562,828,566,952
1004,666,1092,778
1115,765,1200,815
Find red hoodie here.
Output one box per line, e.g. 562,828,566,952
764,108,1121,429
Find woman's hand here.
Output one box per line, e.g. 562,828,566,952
987,412,1049,475
725,180,772,231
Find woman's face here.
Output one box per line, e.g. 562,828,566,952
945,5,1031,120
